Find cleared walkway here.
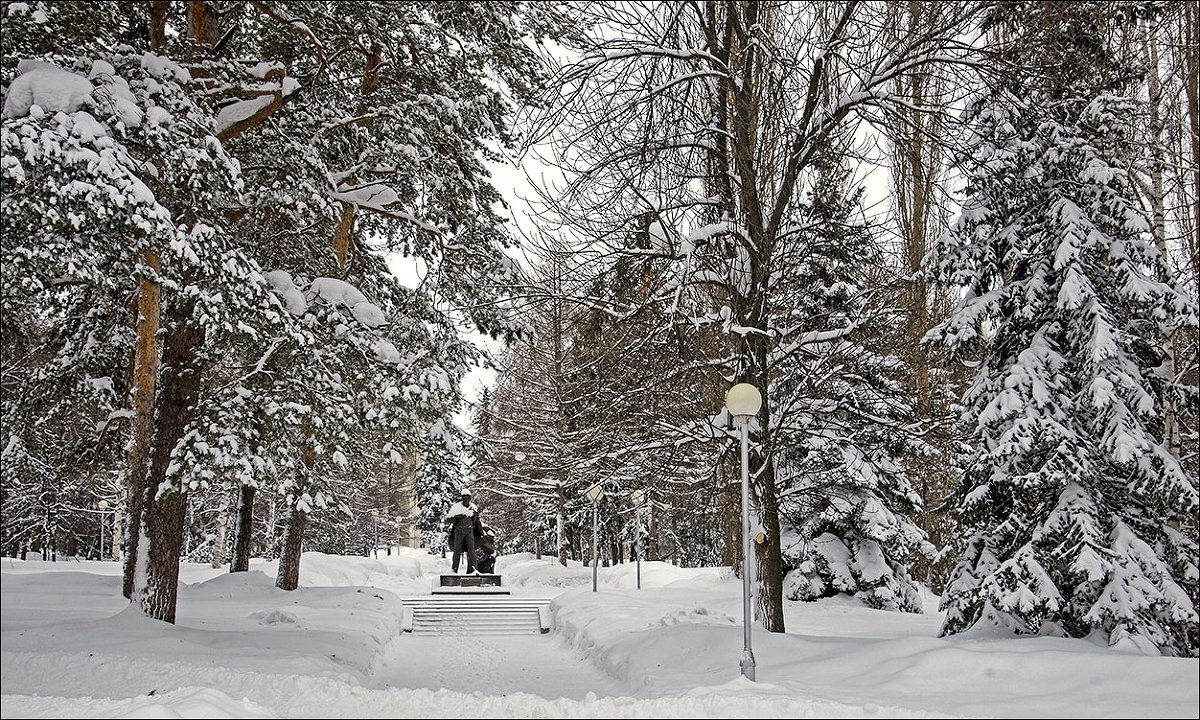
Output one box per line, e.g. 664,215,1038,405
367,632,630,699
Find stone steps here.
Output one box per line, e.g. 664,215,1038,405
403,597,553,636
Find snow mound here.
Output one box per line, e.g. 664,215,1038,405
3,60,94,118
308,277,387,328
249,609,303,626
656,606,738,627
264,269,307,316
498,557,592,588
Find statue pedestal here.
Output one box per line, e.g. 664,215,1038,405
433,574,509,595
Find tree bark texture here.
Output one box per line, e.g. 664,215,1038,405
556,481,568,567
275,503,307,591
187,0,219,53
210,480,229,568
750,394,786,633
122,249,161,599
135,320,203,623
230,484,256,572
276,429,315,591
148,0,168,50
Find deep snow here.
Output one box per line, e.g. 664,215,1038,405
1,548,1195,718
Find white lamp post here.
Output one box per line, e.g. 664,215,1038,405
585,482,604,592
725,382,761,682
630,489,645,590
98,499,109,561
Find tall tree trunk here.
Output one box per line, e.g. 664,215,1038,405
266,490,278,557
1146,16,1183,461
112,487,123,562
556,481,568,567
210,480,230,568
124,0,169,602
230,484,256,572
751,412,786,634
138,484,188,623
133,321,203,623
148,0,168,49
876,0,958,589
1183,3,1200,299
187,0,219,52
276,430,315,591
123,251,162,598
41,481,55,561
276,503,307,590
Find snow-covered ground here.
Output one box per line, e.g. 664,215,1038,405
1,549,1195,718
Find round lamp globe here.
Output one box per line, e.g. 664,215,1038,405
725,383,762,418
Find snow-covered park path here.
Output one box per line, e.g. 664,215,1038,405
362,561,629,699
3,551,1196,718
368,634,629,698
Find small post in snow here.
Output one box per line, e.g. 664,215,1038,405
631,489,646,590
586,482,604,592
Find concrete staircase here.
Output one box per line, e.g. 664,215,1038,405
403,596,553,636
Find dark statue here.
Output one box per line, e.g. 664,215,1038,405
444,489,482,574
475,524,497,574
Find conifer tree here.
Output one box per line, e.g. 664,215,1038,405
415,429,466,555
774,167,932,612
927,1,1199,655
2,0,572,618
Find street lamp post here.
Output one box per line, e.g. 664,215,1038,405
630,489,645,590
585,483,604,592
725,382,762,682
98,499,109,561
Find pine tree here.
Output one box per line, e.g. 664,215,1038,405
0,33,267,620
769,166,932,612
928,2,1199,656
2,1,571,618
415,429,466,555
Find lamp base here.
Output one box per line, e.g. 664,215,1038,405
740,649,756,681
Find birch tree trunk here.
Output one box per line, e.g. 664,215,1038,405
1181,4,1200,297
210,480,230,568
1144,17,1183,461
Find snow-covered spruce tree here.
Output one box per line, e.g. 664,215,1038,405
415,426,467,555
774,167,933,613
927,3,1199,655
